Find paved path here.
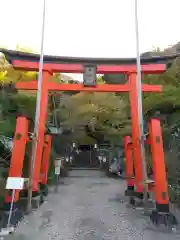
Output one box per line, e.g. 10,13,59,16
7,170,180,240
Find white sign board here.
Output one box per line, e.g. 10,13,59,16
6,177,24,190
55,159,62,167
0,226,14,236
55,167,60,175
83,65,97,86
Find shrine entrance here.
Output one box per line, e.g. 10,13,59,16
0,48,178,227
1,48,169,190
72,145,98,168
10,52,166,192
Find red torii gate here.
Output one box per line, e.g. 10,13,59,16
1,49,169,192
1,49,178,226
11,54,166,195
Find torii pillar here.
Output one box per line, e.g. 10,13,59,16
129,73,144,197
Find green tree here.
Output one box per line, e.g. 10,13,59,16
60,92,131,144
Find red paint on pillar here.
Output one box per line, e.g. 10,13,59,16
5,117,28,202
124,136,134,187
41,135,52,184
129,73,143,192
149,118,169,205
32,71,51,191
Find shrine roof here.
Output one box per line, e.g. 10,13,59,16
0,48,178,66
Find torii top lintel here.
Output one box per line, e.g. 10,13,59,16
0,49,178,74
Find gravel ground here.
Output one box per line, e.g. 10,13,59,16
6,170,180,240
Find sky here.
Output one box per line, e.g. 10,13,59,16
0,0,180,80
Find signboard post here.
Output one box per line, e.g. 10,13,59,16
0,177,24,236
55,158,63,183
6,177,24,228
54,159,62,175
54,158,63,191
